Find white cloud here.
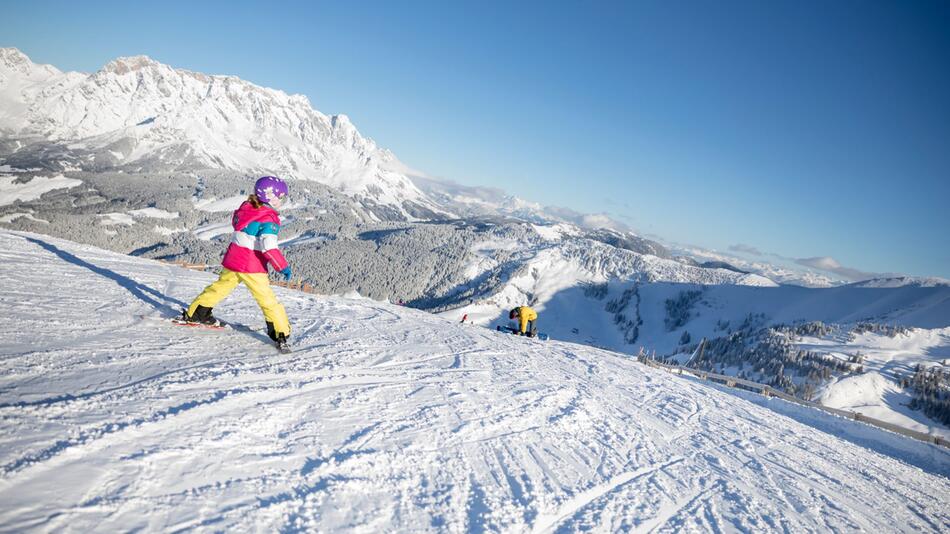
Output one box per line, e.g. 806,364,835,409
795,256,879,282
729,243,763,256
579,214,614,229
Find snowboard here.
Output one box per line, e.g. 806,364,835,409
169,317,230,330
138,314,231,331
496,325,549,341
140,314,292,353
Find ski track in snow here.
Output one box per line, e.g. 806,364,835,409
0,230,948,532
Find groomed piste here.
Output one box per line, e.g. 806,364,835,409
0,230,947,532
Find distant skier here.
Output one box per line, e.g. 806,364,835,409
181,176,293,350
509,306,538,337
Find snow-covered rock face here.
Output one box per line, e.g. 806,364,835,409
0,48,436,217
0,48,59,80
0,49,77,131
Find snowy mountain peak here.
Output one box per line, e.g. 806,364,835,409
331,113,353,128
0,47,60,79
0,47,33,69
100,54,161,75
0,49,444,219
0,47,30,68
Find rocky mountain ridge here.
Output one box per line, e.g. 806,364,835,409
0,47,440,218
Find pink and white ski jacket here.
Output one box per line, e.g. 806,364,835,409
221,201,289,274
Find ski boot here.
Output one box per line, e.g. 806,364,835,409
180,305,222,327
275,333,291,353
267,322,292,353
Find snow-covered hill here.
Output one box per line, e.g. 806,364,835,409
446,244,950,438
1,229,948,531
443,231,774,323
448,233,949,347
849,276,950,288
808,327,950,431
0,48,442,218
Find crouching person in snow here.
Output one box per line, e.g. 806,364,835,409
182,176,292,349
509,306,538,337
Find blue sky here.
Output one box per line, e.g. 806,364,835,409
3,1,949,278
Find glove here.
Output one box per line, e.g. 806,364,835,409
279,266,292,281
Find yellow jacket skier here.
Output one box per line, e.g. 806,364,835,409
509,306,538,337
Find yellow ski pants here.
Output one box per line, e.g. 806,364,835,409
187,268,291,336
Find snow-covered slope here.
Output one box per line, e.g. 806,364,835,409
0,48,441,218
445,246,950,440
448,230,950,358
446,234,774,324
1,229,948,531
808,327,950,430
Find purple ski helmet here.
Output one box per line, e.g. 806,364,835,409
254,176,289,204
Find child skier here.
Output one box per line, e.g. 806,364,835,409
181,176,293,350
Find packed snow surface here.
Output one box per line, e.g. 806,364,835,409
0,230,948,532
